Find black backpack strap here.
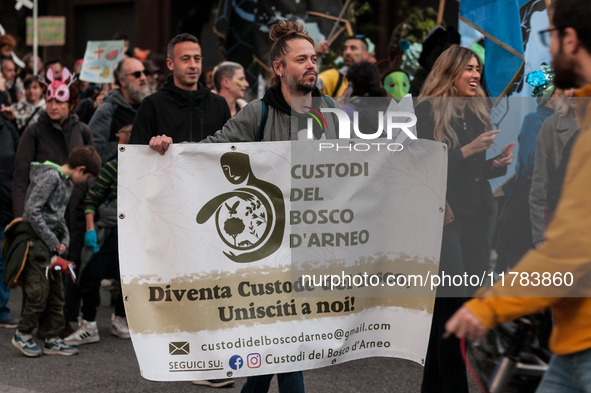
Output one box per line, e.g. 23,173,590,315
32,122,39,151
19,106,42,134
331,73,344,97
257,100,268,142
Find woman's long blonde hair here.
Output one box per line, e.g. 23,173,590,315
419,46,491,149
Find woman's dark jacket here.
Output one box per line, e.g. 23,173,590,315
12,111,94,262
416,100,506,216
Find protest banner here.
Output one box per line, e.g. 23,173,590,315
26,16,65,46
118,140,447,381
79,40,125,83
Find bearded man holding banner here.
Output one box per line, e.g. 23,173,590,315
147,20,342,393
446,1,591,391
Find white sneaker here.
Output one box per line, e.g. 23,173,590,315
110,314,130,339
64,319,100,346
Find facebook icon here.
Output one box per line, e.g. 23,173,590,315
229,355,244,370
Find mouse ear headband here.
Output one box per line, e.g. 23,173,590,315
39,67,77,102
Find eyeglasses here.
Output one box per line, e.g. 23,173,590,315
539,27,563,47
125,70,147,78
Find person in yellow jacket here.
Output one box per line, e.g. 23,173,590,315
316,35,371,98
446,1,591,391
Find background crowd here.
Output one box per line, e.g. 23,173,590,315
1,0,590,391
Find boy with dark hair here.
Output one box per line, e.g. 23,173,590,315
5,145,101,356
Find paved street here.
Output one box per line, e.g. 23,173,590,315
0,286,481,393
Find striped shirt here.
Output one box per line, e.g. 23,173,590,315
84,159,117,215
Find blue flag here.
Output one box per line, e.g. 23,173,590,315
460,0,525,101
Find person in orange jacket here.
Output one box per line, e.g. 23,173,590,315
446,1,591,391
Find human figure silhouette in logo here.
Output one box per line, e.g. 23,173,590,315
196,152,285,263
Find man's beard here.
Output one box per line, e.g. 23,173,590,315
127,83,152,104
284,72,316,96
553,42,583,89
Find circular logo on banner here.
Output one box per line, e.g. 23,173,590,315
215,193,270,250
197,152,285,263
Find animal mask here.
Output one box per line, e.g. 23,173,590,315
384,71,410,101
41,67,76,102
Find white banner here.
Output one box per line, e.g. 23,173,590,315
118,140,447,381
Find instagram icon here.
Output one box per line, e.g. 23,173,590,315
247,353,262,368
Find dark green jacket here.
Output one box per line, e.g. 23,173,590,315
1,219,51,287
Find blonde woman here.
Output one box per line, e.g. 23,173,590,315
415,46,513,393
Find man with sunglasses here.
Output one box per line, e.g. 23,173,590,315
88,58,150,162
316,35,371,98
445,1,591,391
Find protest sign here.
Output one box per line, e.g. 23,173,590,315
79,40,125,83
26,16,65,46
118,140,447,380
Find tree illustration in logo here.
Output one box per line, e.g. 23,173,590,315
224,217,245,246
196,152,286,263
